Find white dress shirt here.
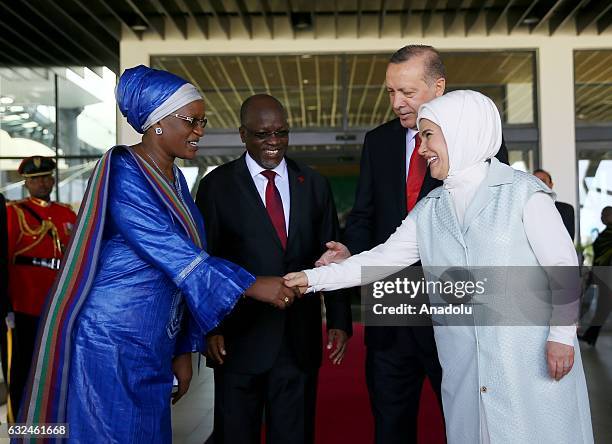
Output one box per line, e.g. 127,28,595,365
405,128,419,181
245,152,291,233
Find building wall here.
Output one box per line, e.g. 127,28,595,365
118,20,612,208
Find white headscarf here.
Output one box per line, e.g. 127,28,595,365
417,90,502,225
142,83,202,132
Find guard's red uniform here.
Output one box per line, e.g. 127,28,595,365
6,197,76,316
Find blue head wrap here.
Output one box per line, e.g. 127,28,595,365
116,65,201,134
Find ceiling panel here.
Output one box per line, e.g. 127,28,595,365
2,1,611,71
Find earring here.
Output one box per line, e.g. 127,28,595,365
155,127,163,135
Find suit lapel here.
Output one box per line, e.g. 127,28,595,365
286,158,306,253
235,154,285,251
393,120,409,216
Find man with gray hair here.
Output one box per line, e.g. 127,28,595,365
328,45,509,443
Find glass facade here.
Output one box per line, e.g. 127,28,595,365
575,50,612,249
1,52,540,215
0,67,116,207
155,50,539,218
152,51,537,131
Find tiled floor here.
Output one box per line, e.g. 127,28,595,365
0,333,609,443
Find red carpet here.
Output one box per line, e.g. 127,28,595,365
315,323,446,443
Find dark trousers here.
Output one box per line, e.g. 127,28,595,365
6,312,39,421
212,336,318,444
366,326,444,444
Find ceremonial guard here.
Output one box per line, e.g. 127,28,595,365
4,156,76,421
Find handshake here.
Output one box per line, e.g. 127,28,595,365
247,241,351,309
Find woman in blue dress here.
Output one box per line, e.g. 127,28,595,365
20,66,297,443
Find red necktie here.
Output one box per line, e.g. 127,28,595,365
406,134,426,213
261,170,287,250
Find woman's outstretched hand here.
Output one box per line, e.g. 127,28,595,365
315,241,351,267
245,276,299,309
283,271,309,294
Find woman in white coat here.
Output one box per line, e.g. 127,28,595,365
285,90,593,443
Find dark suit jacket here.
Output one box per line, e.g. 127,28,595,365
343,118,509,349
0,193,7,298
0,193,8,314
196,154,352,374
0,193,9,381
555,201,575,241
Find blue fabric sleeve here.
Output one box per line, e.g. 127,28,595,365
108,150,255,336
174,312,205,355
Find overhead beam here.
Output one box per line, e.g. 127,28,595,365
209,0,231,39
258,0,274,37
285,0,295,39
234,0,253,38
0,51,22,67
3,10,79,65
443,0,463,34
422,0,439,36
464,0,483,36
152,0,188,39
70,0,121,41
530,0,565,34
0,2,91,68
400,0,412,37
96,0,141,39
378,0,387,38
45,0,118,61
576,0,612,34
125,0,165,38
356,0,362,37
507,2,538,34
0,15,71,67
177,0,208,38
14,0,108,66
0,35,45,67
548,0,588,35
597,10,612,33
311,3,317,38
485,0,515,35
334,0,339,38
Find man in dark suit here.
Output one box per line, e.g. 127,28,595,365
196,94,352,444
318,45,509,443
0,193,9,389
533,168,575,240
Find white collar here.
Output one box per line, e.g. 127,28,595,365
406,127,418,142
245,151,288,179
